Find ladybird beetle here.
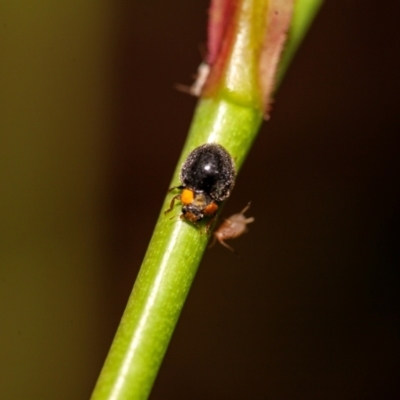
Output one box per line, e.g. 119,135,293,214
210,202,254,252
165,143,235,228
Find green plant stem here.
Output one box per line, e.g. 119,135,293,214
91,1,323,399
91,97,262,400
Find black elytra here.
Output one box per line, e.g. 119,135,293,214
165,143,236,225
180,143,236,202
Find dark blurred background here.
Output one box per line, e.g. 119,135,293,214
1,1,399,399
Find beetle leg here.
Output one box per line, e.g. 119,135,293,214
164,194,181,214
168,185,184,192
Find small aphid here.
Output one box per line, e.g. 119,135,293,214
210,202,255,253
